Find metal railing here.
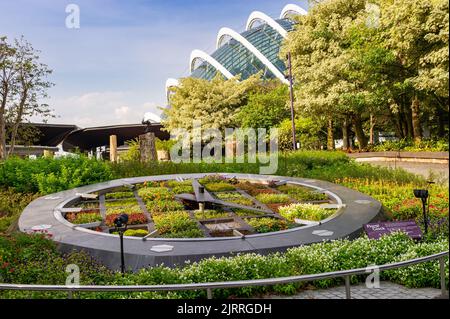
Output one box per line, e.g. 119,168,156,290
1,251,448,299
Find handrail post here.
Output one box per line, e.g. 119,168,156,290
344,276,351,299
206,288,213,299
68,290,73,299
439,257,447,296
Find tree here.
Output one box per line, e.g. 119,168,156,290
161,74,262,136
281,0,372,150
277,117,324,151
0,37,16,160
0,36,53,159
380,0,449,142
281,0,448,149
235,84,290,131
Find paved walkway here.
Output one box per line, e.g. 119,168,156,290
264,281,445,299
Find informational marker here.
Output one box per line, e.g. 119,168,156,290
364,220,422,240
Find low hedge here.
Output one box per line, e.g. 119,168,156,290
0,232,447,299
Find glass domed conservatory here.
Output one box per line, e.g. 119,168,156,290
165,4,308,100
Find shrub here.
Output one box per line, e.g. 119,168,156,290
65,211,102,224
279,203,336,221
0,156,112,194
105,213,147,227
171,185,194,194
122,229,149,237
203,182,235,192
277,184,328,201
214,192,254,206
0,233,447,299
245,217,289,233
372,138,449,152
137,187,173,203
146,200,185,215
153,211,202,237
233,208,266,217
106,205,142,216
194,210,228,220
255,193,291,204
105,191,134,199
104,198,137,207
0,188,38,233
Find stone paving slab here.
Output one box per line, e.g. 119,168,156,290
263,281,445,299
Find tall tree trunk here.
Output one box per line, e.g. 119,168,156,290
0,114,6,160
0,87,9,160
352,115,368,150
327,118,335,150
369,114,375,145
392,111,404,139
411,95,422,142
403,103,413,139
436,107,447,138
342,117,349,151
7,87,28,156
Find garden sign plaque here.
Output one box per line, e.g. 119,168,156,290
364,220,422,240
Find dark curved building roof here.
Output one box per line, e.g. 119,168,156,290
62,123,169,151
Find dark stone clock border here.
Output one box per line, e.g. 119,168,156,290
19,173,384,271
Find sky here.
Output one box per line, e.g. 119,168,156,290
0,0,308,127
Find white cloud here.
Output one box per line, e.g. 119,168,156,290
34,91,162,127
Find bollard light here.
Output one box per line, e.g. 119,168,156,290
114,214,129,274
413,189,429,235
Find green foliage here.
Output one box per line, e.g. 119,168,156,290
255,193,291,204
105,205,142,216
105,191,134,199
245,217,289,233
214,192,253,206
337,177,449,238
155,138,177,151
372,138,449,152
0,232,447,299
162,74,263,136
277,184,328,201
104,198,137,207
279,203,336,222
121,229,149,237
153,211,203,238
194,210,228,220
236,85,290,131
0,188,38,233
137,187,173,202
0,156,112,194
120,138,140,162
203,182,235,192
65,212,102,224
277,117,324,151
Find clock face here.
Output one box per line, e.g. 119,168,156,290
64,175,335,238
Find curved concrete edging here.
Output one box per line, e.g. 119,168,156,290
348,151,449,164
19,173,383,271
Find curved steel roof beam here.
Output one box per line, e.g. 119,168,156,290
246,11,288,38
216,27,289,85
189,49,235,80
280,3,308,19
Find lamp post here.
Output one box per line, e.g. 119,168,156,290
286,52,297,151
114,214,129,275
413,189,429,235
